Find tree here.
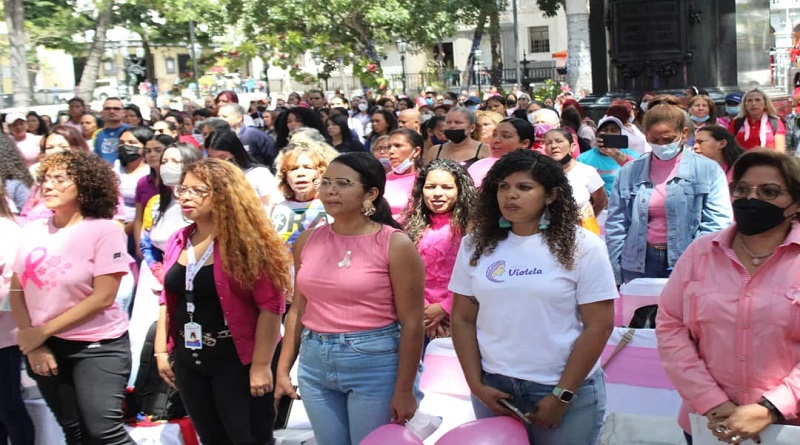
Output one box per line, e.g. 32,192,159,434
76,1,112,101
4,0,32,107
536,0,591,93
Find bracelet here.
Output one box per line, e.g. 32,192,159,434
758,398,784,422
153,352,169,357
9,289,23,293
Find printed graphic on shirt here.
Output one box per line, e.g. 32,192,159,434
100,137,120,154
485,259,543,284
271,201,329,251
20,247,73,291
486,260,506,283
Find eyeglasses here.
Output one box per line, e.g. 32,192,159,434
40,174,74,190
372,145,390,153
173,185,211,200
318,178,361,190
103,107,123,111
153,128,168,134
729,181,788,201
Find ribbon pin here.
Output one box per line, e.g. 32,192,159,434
338,251,352,268
20,247,46,289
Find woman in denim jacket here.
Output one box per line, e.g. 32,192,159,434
605,103,733,285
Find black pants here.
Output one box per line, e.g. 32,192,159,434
173,338,276,445
28,334,134,445
0,345,35,445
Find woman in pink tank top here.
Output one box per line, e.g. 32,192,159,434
275,152,425,444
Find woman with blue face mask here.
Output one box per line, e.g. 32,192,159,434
605,103,734,285
385,128,424,221
688,95,718,133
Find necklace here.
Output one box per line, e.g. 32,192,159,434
737,236,774,266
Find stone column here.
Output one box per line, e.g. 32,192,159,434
565,0,592,93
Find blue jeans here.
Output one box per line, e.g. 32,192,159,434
622,245,672,283
298,323,422,445
471,371,606,445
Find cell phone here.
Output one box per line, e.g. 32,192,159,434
601,134,629,149
498,398,532,425
274,390,298,430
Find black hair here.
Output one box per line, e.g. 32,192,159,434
696,125,746,173
511,109,528,120
154,142,204,226
124,105,145,126
204,130,257,170
122,126,155,145
544,128,575,144
423,115,446,141
371,109,399,136
398,97,415,109
26,112,47,136
275,107,328,149
154,134,176,147
192,108,211,119
486,96,507,107
157,120,178,133
326,114,354,144
498,118,535,148
388,128,425,171
329,152,402,229
560,107,582,132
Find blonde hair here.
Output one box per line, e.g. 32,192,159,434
643,103,690,133
371,135,390,152
687,94,717,121
737,89,779,119
185,158,292,291
274,142,337,199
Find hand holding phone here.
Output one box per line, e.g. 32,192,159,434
498,398,532,425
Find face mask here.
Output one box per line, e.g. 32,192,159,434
442,100,454,106
640,101,648,112
534,123,553,138
159,163,183,187
527,113,536,124
725,106,740,116
430,135,446,146
508,101,517,107
392,155,415,174
558,153,573,166
256,106,266,112
117,144,142,165
650,139,682,160
467,105,478,111
425,98,434,106
444,129,468,144
691,114,710,123
358,103,368,112
733,198,792,236
628,116,635,124
421,113,433,123
378,157,392,170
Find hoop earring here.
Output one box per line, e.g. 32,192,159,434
362,200,376,217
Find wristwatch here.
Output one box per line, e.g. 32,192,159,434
758,398,784,422
552,387,576,404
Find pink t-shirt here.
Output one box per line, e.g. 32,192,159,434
13,218,131,341
14,134,42,167
385,171,416,220
467,157,499,188
418,213,461,314
297,224,399,333
646,153,682,245
0,218,21,349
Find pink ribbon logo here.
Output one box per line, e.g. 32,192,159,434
20,247,46,289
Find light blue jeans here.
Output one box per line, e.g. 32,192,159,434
471,371,606,445
298,323,422,445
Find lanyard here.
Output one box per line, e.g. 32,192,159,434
185,236,214,320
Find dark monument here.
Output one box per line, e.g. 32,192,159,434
589,0,772,94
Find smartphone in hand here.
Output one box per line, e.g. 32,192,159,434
498,398,532,425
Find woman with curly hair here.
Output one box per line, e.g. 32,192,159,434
154,158,292,445
449,149,617,444
10,150,135,444
402,159,476,341
271,142,335,252
0,133,33,213
275,152,425,444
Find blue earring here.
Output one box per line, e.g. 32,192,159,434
539,206,551,230
498,216,512,228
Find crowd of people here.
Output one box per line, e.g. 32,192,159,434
0,83,797,445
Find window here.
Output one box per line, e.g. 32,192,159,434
103,59,116,76
529,26,550,53
165,57,176,74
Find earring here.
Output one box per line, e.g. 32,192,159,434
539,206,551,230
362,200,376,217
498,216,512,228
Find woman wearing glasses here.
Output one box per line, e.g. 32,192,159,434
10,150,135,444
275,152,425,444
657,150,800,444
605,104,733,285
154,158,292,444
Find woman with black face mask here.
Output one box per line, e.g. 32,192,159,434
424,107,491,168
117,127,153,237
656,150,800,445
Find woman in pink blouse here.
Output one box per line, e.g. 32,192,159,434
401,159,477,342
657,150,800,444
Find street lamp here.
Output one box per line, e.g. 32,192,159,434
473,49,483,96
313,54,323,89
396,39,408,94
188,19,200,99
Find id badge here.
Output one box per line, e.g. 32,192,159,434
184,322,203,350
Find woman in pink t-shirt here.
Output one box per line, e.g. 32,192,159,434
385,129,423,219
10,150,134,444
468,117,535,188
275,152,425,444
0,183,35,443
401,159,476,342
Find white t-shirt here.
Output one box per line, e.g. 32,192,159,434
14,134,42,168
448,228,618,384
149,200,189,253
116,164,151,223
567,161,605,219
623,125,651,155
244,166,278,201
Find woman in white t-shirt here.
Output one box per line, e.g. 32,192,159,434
205,130,277,205
449,149,617,444
544,129,607,235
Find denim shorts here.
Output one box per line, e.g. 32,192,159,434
298,323,422,445
471,370,606,445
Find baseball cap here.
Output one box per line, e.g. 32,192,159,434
4,111,25,124
725,92,743,104
464,96,481,106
